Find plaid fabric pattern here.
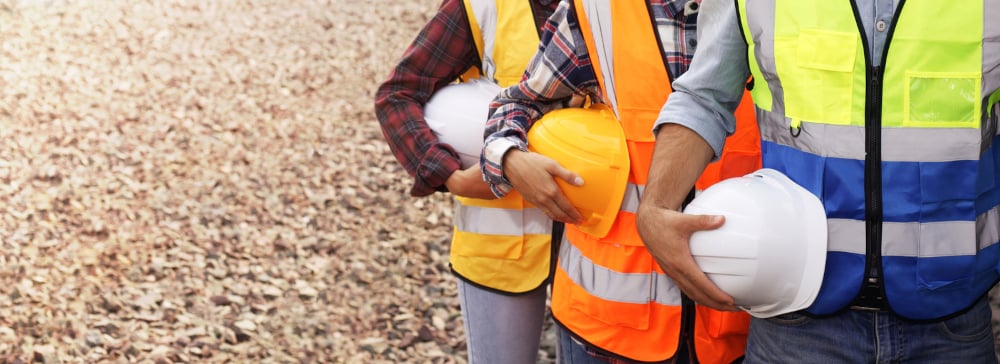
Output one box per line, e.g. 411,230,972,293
374,0,556,197
482,0,697,197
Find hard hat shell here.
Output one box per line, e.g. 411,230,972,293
424,79,503,168
527,105,629,238
683,168,827,318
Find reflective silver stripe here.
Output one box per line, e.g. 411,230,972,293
757,111,864,160
758,111,983,162
579,0,619,117
826,207,1000,257
978,206,1000,251
454,203,552,235
467,0,498,81
558,234,682,306
619,183,644,214
984,0,1000,100
826,218,866,254
743,0,785,116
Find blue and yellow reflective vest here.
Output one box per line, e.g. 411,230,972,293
737,0,1000,320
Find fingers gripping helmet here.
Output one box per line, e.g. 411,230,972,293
683,168,828,318
527,105,630,238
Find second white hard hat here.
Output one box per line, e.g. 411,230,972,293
424,78,502,168
683,168,828,318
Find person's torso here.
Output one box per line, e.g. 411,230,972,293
549,2,752,363
737,0,1000,320
447,0,557,294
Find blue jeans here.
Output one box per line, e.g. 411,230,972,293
745,296,997,363
457,278,547,364
556,324,683,364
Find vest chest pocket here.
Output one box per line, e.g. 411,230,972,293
776,29,858,126
904,71,980,129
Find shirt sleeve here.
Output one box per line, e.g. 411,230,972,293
481,1,599,197
373,0,478,197
653,0,751,159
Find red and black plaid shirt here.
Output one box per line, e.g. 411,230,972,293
374,0,557,197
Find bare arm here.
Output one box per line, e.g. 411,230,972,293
636,0,751,311
444,163,495,200
636,124,738,311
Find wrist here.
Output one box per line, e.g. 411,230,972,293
483,138,523,185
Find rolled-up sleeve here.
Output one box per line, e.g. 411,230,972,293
654,0,751,159
481,1,597,197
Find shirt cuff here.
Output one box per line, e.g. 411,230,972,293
482,137,526,198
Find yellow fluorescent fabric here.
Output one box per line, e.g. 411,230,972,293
450,0,551,294
773,1,863,126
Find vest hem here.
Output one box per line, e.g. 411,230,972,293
551,317,676,364
449,265,549,296
802,287,997,323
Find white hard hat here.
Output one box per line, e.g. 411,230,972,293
424,78,502,168
683,168,827,318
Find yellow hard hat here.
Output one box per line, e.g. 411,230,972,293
527,105,629,238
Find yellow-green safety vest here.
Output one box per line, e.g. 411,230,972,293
737,0,1000,320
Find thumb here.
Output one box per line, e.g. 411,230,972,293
688,214,725,232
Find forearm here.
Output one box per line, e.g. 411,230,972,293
375,87,464,196
373,0,477,196
636,123,739,311
643,124,716,211
481,1,598,197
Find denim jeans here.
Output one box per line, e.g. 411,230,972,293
457,278,547,364
556,324,681,364
745,295,997,363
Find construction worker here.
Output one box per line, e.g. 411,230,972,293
481,0,760,362
373,1,558,363
637,0,1000,362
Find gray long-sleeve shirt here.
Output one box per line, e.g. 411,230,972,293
654,0,897,157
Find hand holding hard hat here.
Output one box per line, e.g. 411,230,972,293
684,169,828,318
502,149,585,224
525,105,631,237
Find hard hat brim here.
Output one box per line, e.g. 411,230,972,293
744,194,827,317
743,169,828,318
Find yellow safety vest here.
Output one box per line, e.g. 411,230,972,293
449,0,552,294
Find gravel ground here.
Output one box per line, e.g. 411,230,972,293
0,0,501,362
0,0,996,363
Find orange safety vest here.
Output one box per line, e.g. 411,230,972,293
550,1,759,362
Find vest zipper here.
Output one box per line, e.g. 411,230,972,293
850,0,906,310
860,64,885,307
